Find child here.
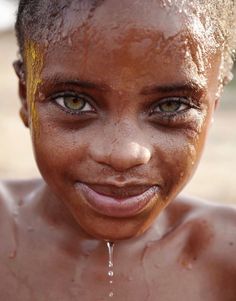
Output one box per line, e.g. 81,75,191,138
1,0,236,300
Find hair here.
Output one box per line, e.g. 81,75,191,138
15,0,104,55
15,0,236,85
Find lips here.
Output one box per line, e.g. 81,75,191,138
75,183,159,218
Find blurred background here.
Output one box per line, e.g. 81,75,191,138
0,0,235,204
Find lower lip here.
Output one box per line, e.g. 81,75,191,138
75,183,159,218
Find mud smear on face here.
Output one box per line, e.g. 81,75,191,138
24,40,44,139
160,0,236,89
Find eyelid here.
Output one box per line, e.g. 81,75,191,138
51,91,89,101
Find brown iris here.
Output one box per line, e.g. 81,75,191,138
159,100,182,113
64,96,86,111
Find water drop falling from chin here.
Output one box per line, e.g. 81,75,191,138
8,250,16,260
107,241,114,268
106,241,115,298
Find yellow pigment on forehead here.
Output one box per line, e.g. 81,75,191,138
25,40,43,138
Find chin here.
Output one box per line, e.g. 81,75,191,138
80,225,146,241
71,207,157,241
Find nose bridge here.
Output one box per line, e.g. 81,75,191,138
90,119,152,171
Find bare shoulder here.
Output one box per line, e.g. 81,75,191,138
0,178,43,201
169,195,236,263
175,194,236,232
0,178,43,221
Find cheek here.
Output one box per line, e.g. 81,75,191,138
32,119,90,184
150,128,205,198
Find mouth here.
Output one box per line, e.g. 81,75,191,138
74,182,160,218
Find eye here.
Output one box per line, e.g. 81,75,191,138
53,93,95,113
148,96,202,127
152,98,189,114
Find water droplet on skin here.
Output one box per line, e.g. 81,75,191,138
184,50,191,59
184,262,193,270
181,258,193,270
39,92,45,101
27,226,34,232
8,250,16,260
68,36,73,47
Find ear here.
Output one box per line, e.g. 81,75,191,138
13,60,29,127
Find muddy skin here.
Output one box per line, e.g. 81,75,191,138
1,1,236,300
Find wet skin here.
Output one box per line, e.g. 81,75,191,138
1,1,236,300
22,0,220,240
1,180,236,301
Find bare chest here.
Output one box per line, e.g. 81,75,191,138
1,234,235,301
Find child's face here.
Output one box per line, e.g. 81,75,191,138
22,0,221,240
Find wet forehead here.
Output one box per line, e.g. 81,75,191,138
88,0,183,38
42,5,204,69
60,0,205,39
38,0,216,43
28,0,221,94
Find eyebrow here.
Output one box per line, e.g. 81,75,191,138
41,76,110,92
140,81,206,96
42,75,206,97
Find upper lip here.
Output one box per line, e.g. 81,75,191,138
75,182,159,199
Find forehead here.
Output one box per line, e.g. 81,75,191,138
38,0,216,41
26,0,221,91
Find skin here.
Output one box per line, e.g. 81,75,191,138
1,1,236,300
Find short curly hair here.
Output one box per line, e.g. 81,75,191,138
15,0,236,85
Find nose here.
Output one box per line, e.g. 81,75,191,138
89,123,152,171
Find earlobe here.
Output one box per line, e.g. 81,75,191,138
13,60,29,128
20,107,29,127
210,99,219,126
214,99,219,111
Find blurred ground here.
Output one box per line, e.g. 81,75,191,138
0,30,236,204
